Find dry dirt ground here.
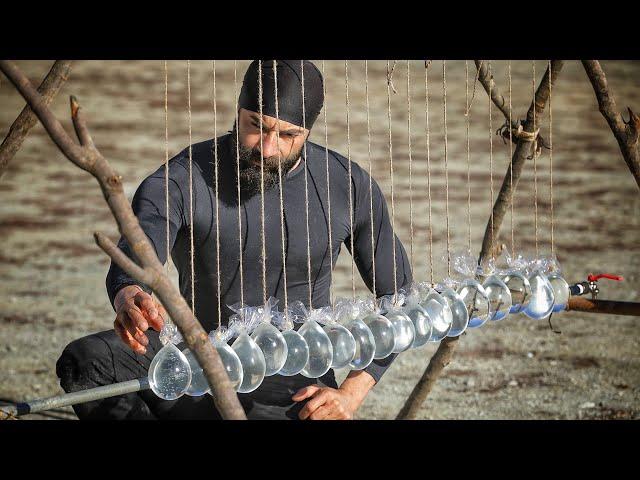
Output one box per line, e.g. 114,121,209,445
0,60,638,420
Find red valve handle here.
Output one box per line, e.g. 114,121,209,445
587,273,624,282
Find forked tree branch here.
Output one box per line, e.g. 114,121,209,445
0,60,246,420
0,60,73,179
396,60,564,420
474,60,548,150
582,60,640,190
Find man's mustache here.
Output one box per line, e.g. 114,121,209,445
240,149,286,170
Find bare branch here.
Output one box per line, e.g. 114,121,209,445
474,60,548,150
582,60,640,190
70,95,95,147
395,335,458,420
475,60,511,122
0,60,72,179
94,232,150,284
0,60,89,171
0,60,247,420
626,107,640,144
397,61,565,420
479,60,564,264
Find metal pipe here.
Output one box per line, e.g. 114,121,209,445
567,297,640,317
0,377,149,418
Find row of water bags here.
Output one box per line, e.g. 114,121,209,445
147,268,570,400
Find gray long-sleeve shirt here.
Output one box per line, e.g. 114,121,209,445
106,133,412,383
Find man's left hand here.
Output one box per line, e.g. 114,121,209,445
292,385,358,420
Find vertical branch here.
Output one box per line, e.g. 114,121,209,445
397,60,564,420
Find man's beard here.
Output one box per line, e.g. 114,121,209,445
231,125,303,198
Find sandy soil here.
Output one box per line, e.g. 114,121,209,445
0,60,638,420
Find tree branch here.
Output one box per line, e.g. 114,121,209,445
396,60,565,420
0,60,246,420
582,60,640,190
0,60,73,179
475,60,512,124
474,60,548,150
478,60,564,264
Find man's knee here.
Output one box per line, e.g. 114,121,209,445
56,331,116,393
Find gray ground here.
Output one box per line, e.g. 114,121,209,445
0,60,638,420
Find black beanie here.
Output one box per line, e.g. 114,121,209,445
238,60,324,130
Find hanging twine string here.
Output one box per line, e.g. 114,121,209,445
548,59,555,259
387,60,398,94
259,61,267,306
273,60,289,313
233,61,245,307
465,60,472,253
489,60,495,259
301,60,313,309
532,60,539,258
187,60,195,315
442,60,451,277
465,60,484,117
463,59,485,257
386,60,399,298
344,60,356,300
509,60,515,256
424,60,434,286
321,60,334,308
164,61,170,275
212,60,222,328
365,60,377,304
406,60,414,267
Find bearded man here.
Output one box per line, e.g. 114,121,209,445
56,60,412,420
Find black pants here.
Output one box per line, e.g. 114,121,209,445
56,329,337,420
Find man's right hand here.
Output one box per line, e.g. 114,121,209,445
113,285,166,354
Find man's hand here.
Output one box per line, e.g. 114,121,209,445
292,370,376,420
113,285,166,355
293,385,357,420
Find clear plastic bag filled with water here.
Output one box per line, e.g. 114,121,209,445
524,270,556,320
288,301,333,378
361,305,396,359
321,308,356,369
502,270,531,314
548,272,570,312
148,343,192,400
250,297,288,376
207,326,244,393
457,279,491,328
419,288,453,341
279,329,310,376
347,318,376,369
403,285,433,348
335,298,376,370
228,310,266,393
483,274,513,322
271,307,310,377
440,286,469,337
181,348,211,397
380,293,415,353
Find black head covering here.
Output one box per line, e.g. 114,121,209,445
238,60,324,130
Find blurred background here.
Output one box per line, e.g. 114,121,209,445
0,60,638,419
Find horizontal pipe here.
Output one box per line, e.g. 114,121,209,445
0,377,149,418
567,297,640,317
